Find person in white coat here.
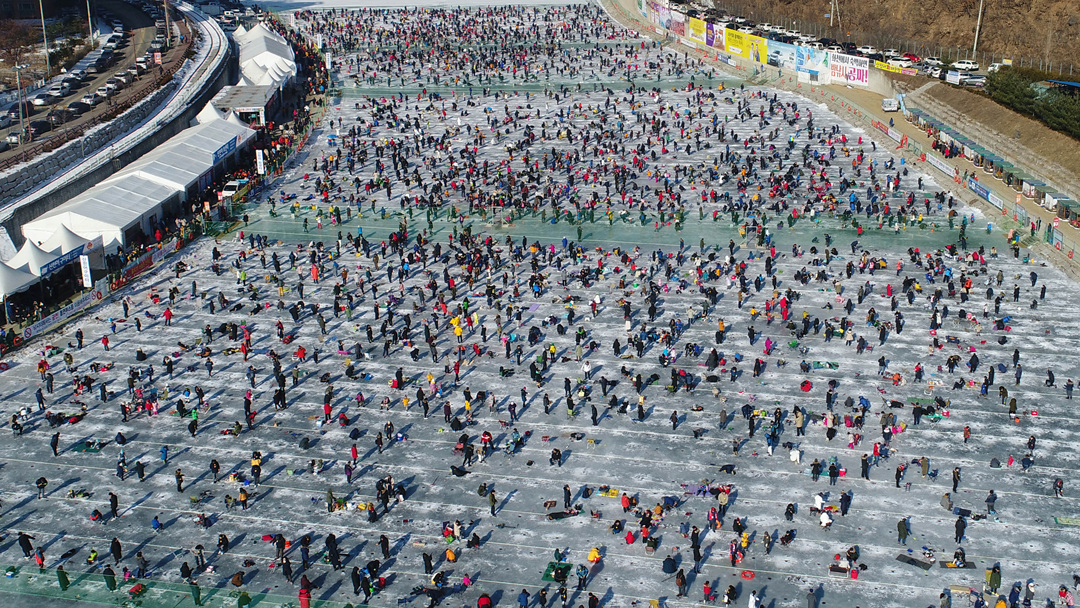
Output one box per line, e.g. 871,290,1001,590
748,590,761,608
819,511,833,529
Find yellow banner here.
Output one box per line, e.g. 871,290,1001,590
875,60,901,73
747,34,768,64
688,17,706,43
724,29,748,58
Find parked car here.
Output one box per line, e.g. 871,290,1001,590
46,108,76,126
31,93,53,107
67,101,91,115
903,52,921,62
987,63,1005,73
0,113,10,128
6,101,33,120
887,58,913,68
856,45,877,55
0,140,9,152
963,75,986,87
923,56,943,66
82,93,102,106
883,48,900,58
953,59,980,71
825,45,844,53
28,120,51,138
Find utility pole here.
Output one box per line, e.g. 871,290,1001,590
39,0,51,78
972,0,984,58
163,0,171,49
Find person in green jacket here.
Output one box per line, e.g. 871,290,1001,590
57,565,70,591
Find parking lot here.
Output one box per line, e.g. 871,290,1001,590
686,10,993,86
0,0,188,162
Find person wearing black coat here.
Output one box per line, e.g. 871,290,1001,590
351,566,362,595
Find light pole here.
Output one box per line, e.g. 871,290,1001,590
11,62,29,145
163,0,171,49
86,0,96,48
39,0,51,78
972,0,984,58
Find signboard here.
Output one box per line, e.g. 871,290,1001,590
946,70,961,85
213,137,237,164
656,6,671,29
256,148,266,175
796,46,829,80
40,235,101,276
670,10,684,36
79,254,92,287
829,52,869,86
23,282,110,341
967,177,1001,208
153,52,162,65
687,17,706,44
926,152,952,175
767,41,797,70
724,29,747,58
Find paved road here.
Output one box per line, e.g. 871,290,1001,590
0,0,186,159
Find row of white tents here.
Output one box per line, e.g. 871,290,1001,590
0,112,257,299
235,22,297,89
0,22,291,301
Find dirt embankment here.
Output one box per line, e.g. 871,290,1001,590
724,0,1080,67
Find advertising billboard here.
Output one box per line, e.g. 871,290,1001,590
724,29,747,57
670,10,685,36
767,40,797,70
829,52,869,86
687,17,706,44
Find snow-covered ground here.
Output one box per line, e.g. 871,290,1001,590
0,4,1077,608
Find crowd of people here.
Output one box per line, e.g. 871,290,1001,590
3,4,1078,608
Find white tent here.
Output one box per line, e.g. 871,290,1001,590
196,102,225,125
38,224,97,255
98,117,257,200
235,22,296,89
6,239,60,276
224,110,249,127
0,262,38,299
21,117,256,250
21,177,179,249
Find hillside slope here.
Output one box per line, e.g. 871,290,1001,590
719,0,1080,67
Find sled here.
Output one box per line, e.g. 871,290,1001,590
1054,516,1080,527
940,561,976,569
72,441,104,453
896,554,933,570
